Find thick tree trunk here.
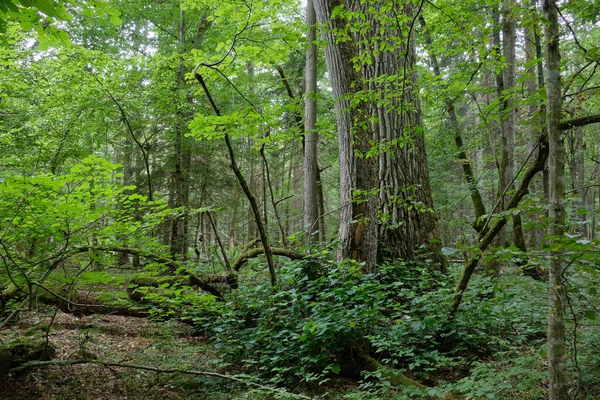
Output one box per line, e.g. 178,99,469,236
347,1,446,271
313,0,379,272
544,0,568,398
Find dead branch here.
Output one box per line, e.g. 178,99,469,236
10,359,312,399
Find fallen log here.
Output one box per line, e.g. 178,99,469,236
338,347,464,399
127,272,238,303
233,247,305,272
38,288,151,318
72,246,225,299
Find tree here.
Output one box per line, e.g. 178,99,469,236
314,0,446,271
544,0,567,397
303,0,320,245
313,0,379,271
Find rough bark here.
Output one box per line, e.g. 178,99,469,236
346,1,446,271
544,0,568,398
313,0,379,272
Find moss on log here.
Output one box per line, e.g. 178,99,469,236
0,339,56,376
354,347,427,390
233,247,305,271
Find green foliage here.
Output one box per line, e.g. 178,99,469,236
448,351,546,399
197,259,551,397
0,0,121,48
206,259,389,385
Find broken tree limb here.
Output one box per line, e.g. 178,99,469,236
194,70,278,288
559,112,600,130
232,247,305,272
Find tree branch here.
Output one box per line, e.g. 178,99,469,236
9,359,312,399
559,113,600,130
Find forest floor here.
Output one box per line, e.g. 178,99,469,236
0,311,247,400
0,310,357,399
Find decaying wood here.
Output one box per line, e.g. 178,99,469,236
73,246,225,299
232,247,305,272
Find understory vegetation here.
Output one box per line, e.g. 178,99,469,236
2,0,600,399
2,241,599,398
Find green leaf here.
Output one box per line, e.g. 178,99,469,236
110,15,122,26
329,363,341,374
584,311,596,321
34,0,59,18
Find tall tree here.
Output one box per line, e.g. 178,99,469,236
314,0,446,271
357,2,446,271
303,0,320,244
544,0,567,397
313,0,379,271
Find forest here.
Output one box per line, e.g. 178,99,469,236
0,0,599,398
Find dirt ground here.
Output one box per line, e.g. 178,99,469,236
0,311,230,400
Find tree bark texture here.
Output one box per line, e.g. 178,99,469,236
544,0,568,398
313,0,379,272
349,0,446,271
303,0,320,245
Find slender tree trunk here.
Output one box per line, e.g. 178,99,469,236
170,8,192,260
544,0,568,398
246,64,260,242
117,141,132,266
246,135,259,241
524,2,545,249
501,0,528,265
229,189,241,252
576,127,587,238
316,166,326,243
420,16,487,232
194,72,278,287
303,0,320,245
